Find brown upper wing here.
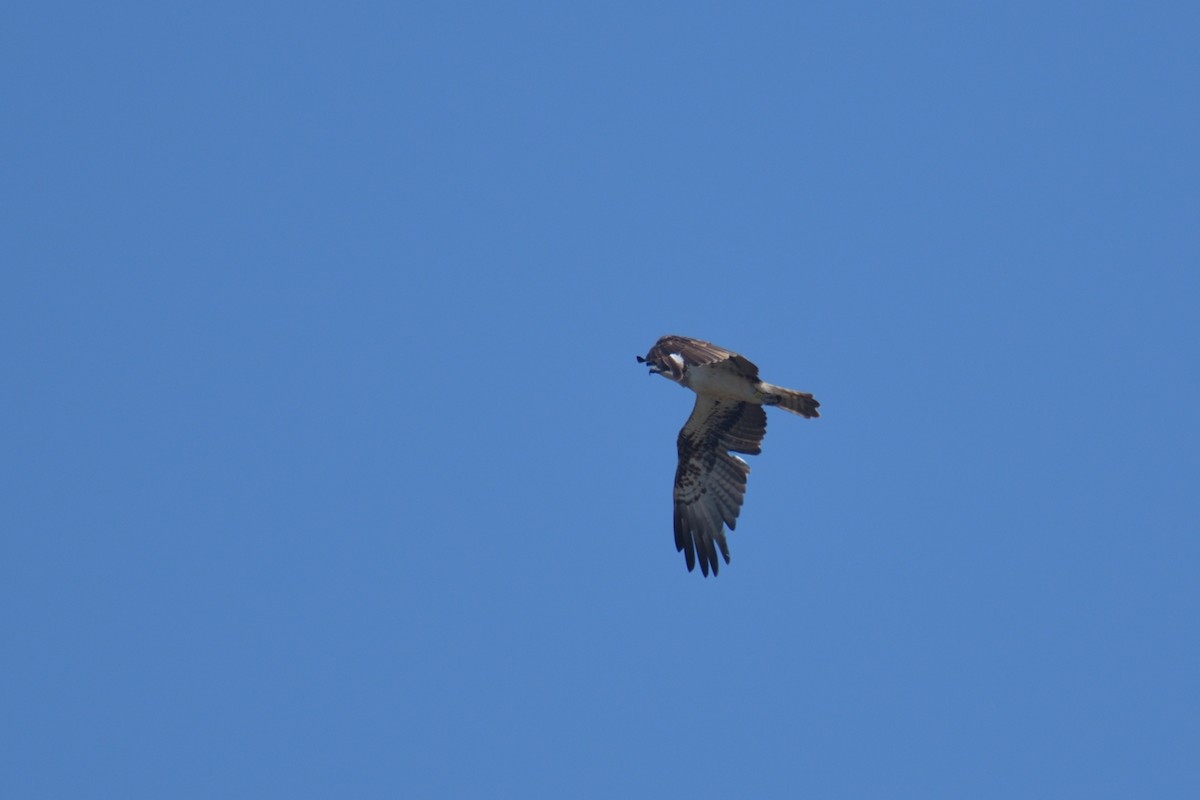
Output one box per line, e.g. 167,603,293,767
673,396,767,577
647,335,760,379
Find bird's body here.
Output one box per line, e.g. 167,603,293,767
637,335,820,576
679,360,764,401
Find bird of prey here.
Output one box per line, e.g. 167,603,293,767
637,335,820,576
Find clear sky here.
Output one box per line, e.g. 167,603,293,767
4,3,1198,798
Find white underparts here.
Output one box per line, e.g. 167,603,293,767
682,363,763,403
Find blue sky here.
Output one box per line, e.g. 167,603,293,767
4,2,1198,797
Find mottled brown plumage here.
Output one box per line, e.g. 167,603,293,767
638,335,820,576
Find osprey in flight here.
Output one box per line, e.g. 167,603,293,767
637,335,820,576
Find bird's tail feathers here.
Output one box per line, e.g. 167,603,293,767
759,383,821,418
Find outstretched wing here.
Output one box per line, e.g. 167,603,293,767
673,397,767,576
648,335,760,379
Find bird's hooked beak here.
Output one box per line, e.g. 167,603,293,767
635,354,662,374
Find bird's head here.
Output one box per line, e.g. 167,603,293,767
636,351,685,382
